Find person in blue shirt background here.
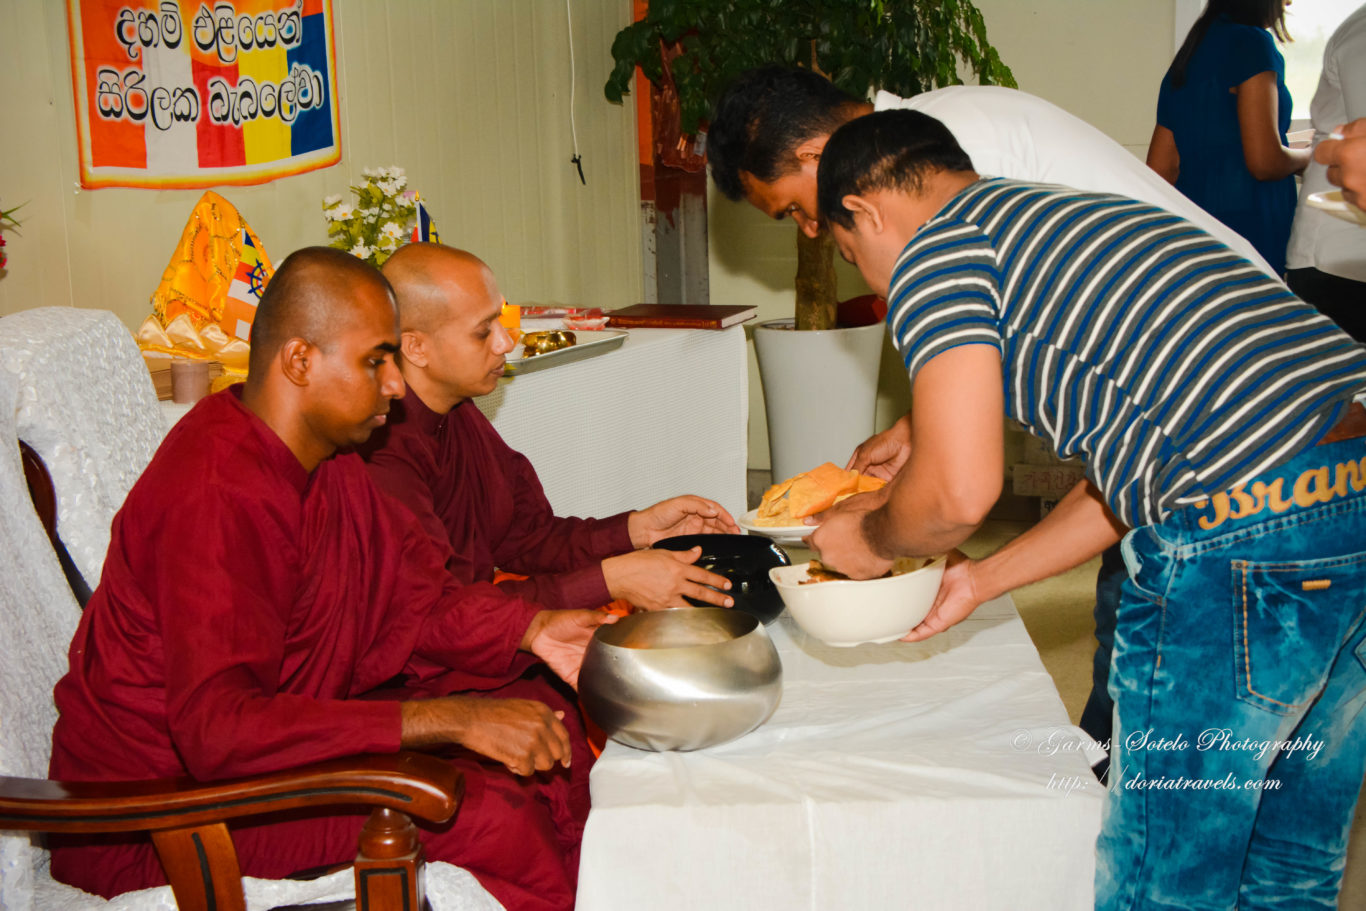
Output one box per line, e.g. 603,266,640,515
1146,0,1309,274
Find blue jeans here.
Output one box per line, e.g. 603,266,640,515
1080,544,1125,753
1096,434,1366,911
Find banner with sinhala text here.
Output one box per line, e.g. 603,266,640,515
66,0,340,189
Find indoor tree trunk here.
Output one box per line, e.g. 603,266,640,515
794,229,838,331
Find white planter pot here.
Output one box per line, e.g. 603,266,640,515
752,318,886,482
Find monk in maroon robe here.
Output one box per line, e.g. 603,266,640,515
362,243,740,616
48,248,606,911
357,243,741,876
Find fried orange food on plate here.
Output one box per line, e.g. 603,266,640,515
754,462,886,527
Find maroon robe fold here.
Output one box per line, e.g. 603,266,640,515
362,393,634,611
48,389,577,911
361,390,635,894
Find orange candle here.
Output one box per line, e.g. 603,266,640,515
499,299,521,330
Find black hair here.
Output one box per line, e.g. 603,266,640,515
708,65,864,201
1168,0,1289,89
816,110,975,230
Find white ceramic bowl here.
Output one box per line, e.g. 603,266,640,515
769,556,947,647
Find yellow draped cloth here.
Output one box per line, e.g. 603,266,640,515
137,191,275,379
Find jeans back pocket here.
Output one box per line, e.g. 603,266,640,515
1233,554,1366,714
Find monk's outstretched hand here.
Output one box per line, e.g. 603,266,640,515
602,547,733,611
520,609,615,689
401,697,572,776
628,495,740,546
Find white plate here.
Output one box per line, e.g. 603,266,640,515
739,507,815,544
504,329,627,375
1306,190,1366,226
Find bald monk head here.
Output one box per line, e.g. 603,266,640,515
243,246,404,471
381,242,516,414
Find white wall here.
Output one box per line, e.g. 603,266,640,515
718,1,1181,470
0,0,642,328
2,0,1187,475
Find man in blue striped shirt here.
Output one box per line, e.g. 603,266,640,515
708,65,1288,774
812,108,1366,911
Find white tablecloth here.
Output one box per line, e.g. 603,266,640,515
577,596,1104,911
161,325,750,521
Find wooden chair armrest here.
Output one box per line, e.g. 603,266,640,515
0,751,460,835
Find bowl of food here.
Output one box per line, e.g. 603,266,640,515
652,533,791,624
770,556,947,647
578,607,783,752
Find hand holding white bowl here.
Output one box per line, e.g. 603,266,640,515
769,555,947,647
898,550,982,642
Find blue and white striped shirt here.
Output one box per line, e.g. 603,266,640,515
888,178,1366,527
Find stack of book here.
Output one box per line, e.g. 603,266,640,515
605,304,757,330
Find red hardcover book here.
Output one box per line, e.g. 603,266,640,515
605,304,758,330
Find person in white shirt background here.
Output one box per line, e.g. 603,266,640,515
877,84,1281,278
1319,117,1366,203
1286,2,1366,341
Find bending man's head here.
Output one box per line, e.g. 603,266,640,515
244,246,404,467
381,242,514,411
708,65,869,237
817,110,976,297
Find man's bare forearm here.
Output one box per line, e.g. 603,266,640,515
863,491,983,560
970,480,1126,603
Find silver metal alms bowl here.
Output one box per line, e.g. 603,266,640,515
578,607,783,752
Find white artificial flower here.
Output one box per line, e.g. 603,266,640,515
323,194,343,206
361,207,379,218
349,241,372,260
329,203,355,221
380,221,404,240
376,179,399,197
362,167,379,178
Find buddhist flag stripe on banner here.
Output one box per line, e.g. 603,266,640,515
66,0,341,189
225,229,269,341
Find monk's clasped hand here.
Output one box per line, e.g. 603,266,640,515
455,698,574,777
